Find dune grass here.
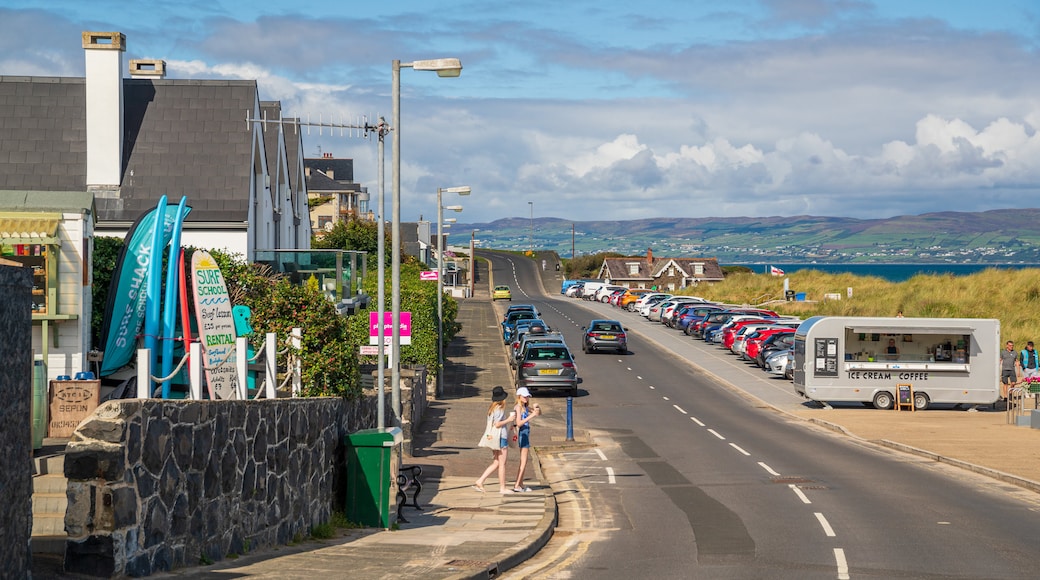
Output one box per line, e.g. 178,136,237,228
679,267,1040,345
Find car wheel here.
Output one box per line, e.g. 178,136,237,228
913,392,930,411
873,391,894,410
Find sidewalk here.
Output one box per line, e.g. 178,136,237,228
143,259,573,580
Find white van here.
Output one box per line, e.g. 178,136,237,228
793,316,1000,410
579,281,606,300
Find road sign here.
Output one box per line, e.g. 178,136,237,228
369,311,412,345
420,270,438,281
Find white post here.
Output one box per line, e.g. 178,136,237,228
137,348,150,398
189,342,202,400
236,336,248,400
265,332,277,399
291,327,302,397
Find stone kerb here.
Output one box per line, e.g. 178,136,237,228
63,396,378,577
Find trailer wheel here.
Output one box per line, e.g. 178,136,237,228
913,392,930,411
873,391,894,410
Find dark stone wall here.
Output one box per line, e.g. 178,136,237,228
0,264,33,575
62,367,427,577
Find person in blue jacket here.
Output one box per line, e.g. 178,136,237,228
1021,341,1040,379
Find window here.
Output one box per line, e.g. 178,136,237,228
694,264,704,275
627,262,639,275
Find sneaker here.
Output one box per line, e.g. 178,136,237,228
512,486,532,493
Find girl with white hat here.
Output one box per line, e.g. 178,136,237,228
512,387,540,492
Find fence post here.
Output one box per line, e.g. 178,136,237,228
137,349,151,398
291,327,302,397
265,332,277,399
189,342,202,400
236,336,248,400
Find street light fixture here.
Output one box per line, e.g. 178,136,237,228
392,57,462,427
437,186,470,398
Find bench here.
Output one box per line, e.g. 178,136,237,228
396,465,423,523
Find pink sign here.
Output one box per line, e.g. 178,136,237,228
369,311,411,345
420,271,438,281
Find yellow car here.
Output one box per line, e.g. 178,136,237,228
493,285,512,301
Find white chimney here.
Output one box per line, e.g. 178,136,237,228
83,31,125,189
129,59,166,79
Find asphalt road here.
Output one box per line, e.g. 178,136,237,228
483,251,1040,579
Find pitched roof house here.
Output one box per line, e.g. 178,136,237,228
597,248,725,290
305,153,370,233
0,31,310,260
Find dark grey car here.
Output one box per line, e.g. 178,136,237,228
581,319,628,354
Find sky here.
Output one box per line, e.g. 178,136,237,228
3,0,1040,225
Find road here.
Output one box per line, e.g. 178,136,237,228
482,251,1040,579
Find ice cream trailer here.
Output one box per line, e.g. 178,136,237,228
793,316,1001,410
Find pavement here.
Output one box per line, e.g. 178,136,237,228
55,254,1040,578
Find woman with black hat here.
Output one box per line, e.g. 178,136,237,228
474,386,516,494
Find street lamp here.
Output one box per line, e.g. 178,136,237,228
437,186,470,399
392,57,462,427
469,229,479,298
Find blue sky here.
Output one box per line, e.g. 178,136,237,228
3,0,1040,225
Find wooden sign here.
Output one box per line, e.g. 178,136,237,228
48,380,100,437
191,251,239,399
895,383,915,412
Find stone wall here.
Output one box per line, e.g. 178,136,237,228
63,367,428,577
0,264,33,575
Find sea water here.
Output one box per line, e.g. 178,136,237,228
739,263,1040,283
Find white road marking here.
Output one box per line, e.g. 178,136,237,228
636,375,642,379
606,467,616,484
673,404,687,414
662,396,670,401
594,449,607,461
729,443,750,456
815,512,836,537
834,548,849,580
690,416,705,427
937,521,950,525
649,385,656,390
788,484,811,504
707,429,726,440
758,462,781,476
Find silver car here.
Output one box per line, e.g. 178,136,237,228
516,343,579,396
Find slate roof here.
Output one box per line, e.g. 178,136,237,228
0,75,259,224
600,255,725,282
305,157,353,182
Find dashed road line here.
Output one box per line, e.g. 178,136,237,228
758,462,781,476
707,428,726,440
729,443,750,456
834,548,850,580
789,484,812,504
673,404,687,414
815,512,836,537
690,416,705,427
606,467,616,484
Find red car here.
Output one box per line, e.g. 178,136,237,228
722,319,776,350
744,328,794,361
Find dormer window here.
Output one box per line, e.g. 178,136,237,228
627,262,639,275
694,263,703,276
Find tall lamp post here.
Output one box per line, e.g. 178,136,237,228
469,229,479,298
437,186,469,399
392,57,462,427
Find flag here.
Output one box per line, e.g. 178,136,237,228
770,265,785,276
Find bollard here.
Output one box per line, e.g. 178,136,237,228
566,395,574,441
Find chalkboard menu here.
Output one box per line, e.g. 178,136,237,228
814,338,839,377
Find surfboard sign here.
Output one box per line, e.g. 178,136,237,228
161,196,189,398
190,250,239,399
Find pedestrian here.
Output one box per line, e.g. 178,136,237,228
474,386,516,494
1000,340,1018,398
511,387,541,492
1021,341,1040,379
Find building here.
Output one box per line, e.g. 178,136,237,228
597,248,725,290
305,153,370,234
0,31,312,378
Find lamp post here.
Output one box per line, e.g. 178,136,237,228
392,57,462,427
469,229,479,298
437,186,469,399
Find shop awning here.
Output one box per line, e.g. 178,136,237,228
0,213,62,245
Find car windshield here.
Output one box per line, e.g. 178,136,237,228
591,322,622,332
527,347,571,361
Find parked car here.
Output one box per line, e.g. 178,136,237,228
675,304,723,333
508,318,549,347
492,285,512,301
745,328,795,363
516,343,578,396
619,288,654,310
501,310,538,344
581,319,628,354
633,292,671,313
512,331,567,368
764,347,792,378
756,332,796,368
504,304,539,318
607,289,627,306
594,285,627,303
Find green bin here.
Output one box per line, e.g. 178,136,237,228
345,427,402,528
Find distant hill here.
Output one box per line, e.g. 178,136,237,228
453,208,1040,263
